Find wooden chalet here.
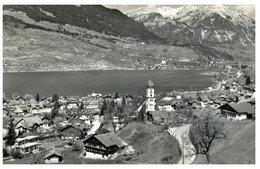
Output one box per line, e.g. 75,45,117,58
13,135,41,154
218,103,255,120
83,132,127,158
58,125,83,140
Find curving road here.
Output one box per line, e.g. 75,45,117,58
168,124,196,164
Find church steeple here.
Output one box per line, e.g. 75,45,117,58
146,79,154,88
146,80,155,112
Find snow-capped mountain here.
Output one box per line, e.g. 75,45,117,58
126,5,255,47
126,5,182,20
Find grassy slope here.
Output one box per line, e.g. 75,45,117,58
3,11,201,72
193,121,255,164
4,5,162,42
117,123,181,164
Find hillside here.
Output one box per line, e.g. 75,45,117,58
3,5,240,72
4,5,162,42
193,121,255,164
117,123,181,164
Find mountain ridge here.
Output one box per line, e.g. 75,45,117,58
126,5,255,47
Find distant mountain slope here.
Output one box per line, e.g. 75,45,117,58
3,5,242,72
4,5,163,42
126,5,255,47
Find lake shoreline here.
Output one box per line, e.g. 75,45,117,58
3,70,215,98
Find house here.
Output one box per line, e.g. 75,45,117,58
14,106,24,116
13,135,41,154
58,125,83,140
123,94,133,105
85,100,100,111
30,99,38,109
44,149,63,163
67,101,79,110
83,132,127,158
147,111,172,124
79,124,91,136
15,96,27,105
157,100,174,111
170,99,186,110
3,108,10,116
218,103,255,120
197,95,210,107
14,116,44,134
187,100,201,109
244,85,255,93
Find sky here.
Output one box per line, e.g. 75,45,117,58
104,5,255,19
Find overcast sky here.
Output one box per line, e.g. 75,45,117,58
104,5,255,19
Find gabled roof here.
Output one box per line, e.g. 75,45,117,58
44,149,62,159
218,103,255,114
16,135,39,142
23,116,43,126
198,95,209,102
94,132,127,148
149,111,169,119
59,124,81,132
15,96,26,101
14,107,24,113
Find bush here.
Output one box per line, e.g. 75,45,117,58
3,148,9,157
12,149,23,159
72,141,84,151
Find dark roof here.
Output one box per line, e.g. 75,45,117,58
96,128,112,134
15,96,26,101
14,116,43,127
198,95,209,102
44,149,62,159
95,132,127,148
59,125,78,132
218,103,255,114
149,111,170,119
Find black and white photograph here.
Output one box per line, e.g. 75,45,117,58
1,0,257,165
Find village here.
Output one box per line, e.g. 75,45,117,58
2,64,255,164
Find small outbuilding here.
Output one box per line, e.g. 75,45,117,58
44,149,63,163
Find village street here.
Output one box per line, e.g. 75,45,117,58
168,124,196,164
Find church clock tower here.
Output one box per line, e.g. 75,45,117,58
146,80,155,112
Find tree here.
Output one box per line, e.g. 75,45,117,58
36,93,40,102
137,104,145,122
72,141,84,151
52,94,59,102
51,101,60,120
189,112,227,164
24,94,34,102
122,96,126,107
246,76,251,85
100,100,107,115
6,118,16,149
11,93,19,100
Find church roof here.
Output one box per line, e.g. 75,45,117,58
146,79,154,88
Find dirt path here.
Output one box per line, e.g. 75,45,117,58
168,124,196,164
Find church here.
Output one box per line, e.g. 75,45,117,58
145,80,173,124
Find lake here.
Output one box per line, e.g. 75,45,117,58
3,70,215,98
